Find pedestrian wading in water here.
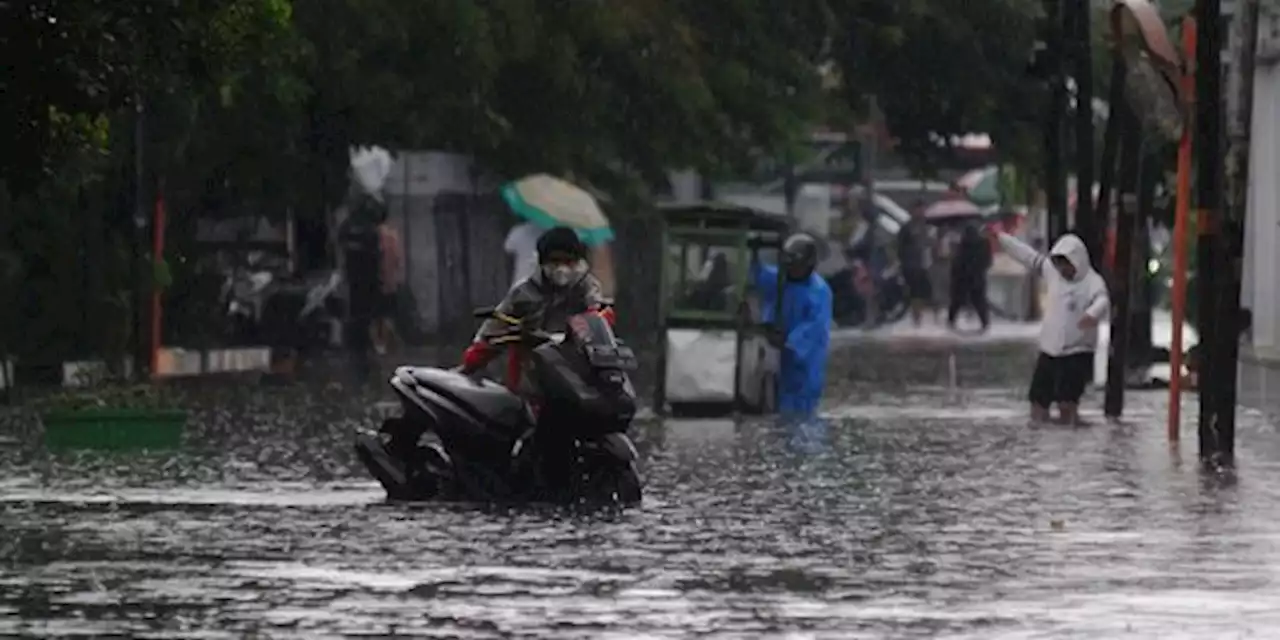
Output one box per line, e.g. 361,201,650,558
992,230,1109,425
750,233,833,418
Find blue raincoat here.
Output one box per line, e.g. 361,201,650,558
752,263,833,417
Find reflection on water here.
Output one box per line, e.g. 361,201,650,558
784,416,830,456
2,345,1280,637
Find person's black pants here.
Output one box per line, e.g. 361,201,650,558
947,279,990,328
346,282,376,376
903,267,932,304
1028,351,1094,408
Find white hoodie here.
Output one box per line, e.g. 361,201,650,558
998,232,1110,356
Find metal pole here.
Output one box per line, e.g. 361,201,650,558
1094,57,1125,262
133,91,148,380
1169,16,1198,442
1044,0,1068,241
1208,0,1260,465
1105,105,1141,419
149,191,166,380
1194,0,1224,460
863,96,880,204
1072,0,1097,260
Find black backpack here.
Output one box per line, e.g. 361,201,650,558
339,199,383,285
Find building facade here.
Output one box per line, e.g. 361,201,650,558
1236,6,1280,415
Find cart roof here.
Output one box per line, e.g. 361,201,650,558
657,201,792,233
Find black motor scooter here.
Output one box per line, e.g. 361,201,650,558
354,305,642,505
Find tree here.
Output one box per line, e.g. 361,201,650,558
0,0,297,363
829,0,1045,172
285,0,836,197
0,0,295,195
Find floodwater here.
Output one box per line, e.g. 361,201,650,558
3,338,1280,638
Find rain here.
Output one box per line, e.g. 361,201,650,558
4,0,1280,638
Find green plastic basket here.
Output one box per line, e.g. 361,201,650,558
42,409,187,452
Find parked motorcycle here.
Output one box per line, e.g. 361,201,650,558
219,255,275,344
826,261,909,327
354,305,642,505
221,259,345,350
261,269,346,352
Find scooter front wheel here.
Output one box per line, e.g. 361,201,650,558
581,461,642,505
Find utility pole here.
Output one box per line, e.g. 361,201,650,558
1194,0,1225,460
1072,0,1097,260
1105,103,1141,418
1094,56,1125,256
1043,0,1068,241
1204,0,1259,465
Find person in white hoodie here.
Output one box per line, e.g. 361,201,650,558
993,231,1110,424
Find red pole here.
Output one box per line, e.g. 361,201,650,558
149,194,167,380
1168,16,1197,442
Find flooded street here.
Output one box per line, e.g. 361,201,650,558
4,339,1280,638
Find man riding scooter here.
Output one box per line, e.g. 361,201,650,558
454,226,615,490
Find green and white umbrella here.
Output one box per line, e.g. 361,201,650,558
500,174,615,246
953,165,1000,207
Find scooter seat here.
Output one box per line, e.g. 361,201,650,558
399,366,529,430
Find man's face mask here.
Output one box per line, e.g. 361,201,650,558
542,258,587,287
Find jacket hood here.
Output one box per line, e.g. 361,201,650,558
1049,234,1092,279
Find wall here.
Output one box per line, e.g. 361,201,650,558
377,153,686,348
381,151,508,341
1237,8,1280,417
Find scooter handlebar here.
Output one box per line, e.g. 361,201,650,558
473,307,556,346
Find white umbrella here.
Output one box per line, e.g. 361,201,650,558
350,146,393,202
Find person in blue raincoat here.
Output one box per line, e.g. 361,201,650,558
751,233,833,417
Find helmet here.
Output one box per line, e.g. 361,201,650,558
781,233,818,280
536,227,588,263
536,227,589,287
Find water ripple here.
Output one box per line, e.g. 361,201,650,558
2,345,1279,637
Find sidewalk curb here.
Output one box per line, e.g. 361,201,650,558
2,347,273,389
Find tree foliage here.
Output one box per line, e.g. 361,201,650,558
5,0,1054,203
830,0,1044,172
0,0,295,193
284,0,835,196
1,0,1059,360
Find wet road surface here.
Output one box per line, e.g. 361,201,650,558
3,338,1280,638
